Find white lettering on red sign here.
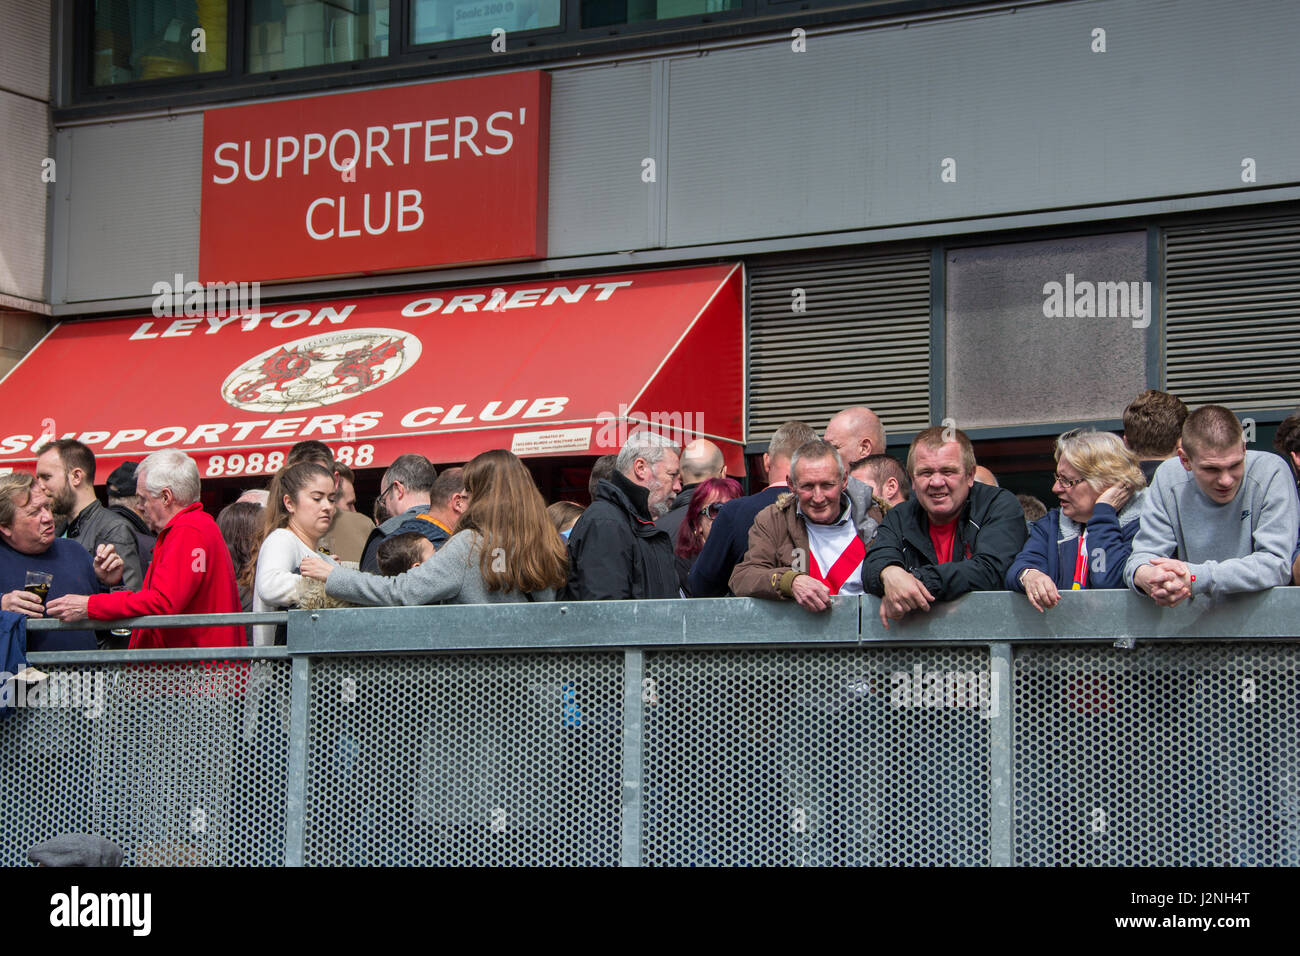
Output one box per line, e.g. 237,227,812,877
0,398,570,458
124,280,633,341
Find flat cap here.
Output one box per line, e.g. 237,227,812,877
28,833,124,867
105,462,140,499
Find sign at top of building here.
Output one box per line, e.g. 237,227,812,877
199,71,550,283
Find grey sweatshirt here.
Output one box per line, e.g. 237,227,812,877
1123,450,1300,598
326,529,555,606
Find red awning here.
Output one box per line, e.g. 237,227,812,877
0,264,744,483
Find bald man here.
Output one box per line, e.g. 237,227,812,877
974,465,998,487
655,438,726,542
824,407,886,471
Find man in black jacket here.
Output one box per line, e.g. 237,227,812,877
864,426,1027,628
104,462,157,572
565,432,682,600
36,440,146,590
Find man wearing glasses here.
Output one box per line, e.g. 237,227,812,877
359,458,467,573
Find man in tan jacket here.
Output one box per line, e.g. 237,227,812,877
730,439,882,612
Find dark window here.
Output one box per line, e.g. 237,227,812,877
92,0,230,85
410,0,560,45
580,0,741,29
248,0,390,73
71,0,993,110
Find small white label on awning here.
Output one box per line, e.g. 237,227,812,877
510,427,593,456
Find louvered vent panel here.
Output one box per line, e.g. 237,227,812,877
747,251,931,443
1165,213,1300,409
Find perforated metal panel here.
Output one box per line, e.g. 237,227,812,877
747,251,931,443
1164,211,1300,409
1014,642,1300,866
303,653,624,865
642,647,990,865
6,621,1300,867
0,658,291,866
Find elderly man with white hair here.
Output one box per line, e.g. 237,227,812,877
564,431,682,600
47,449,244,649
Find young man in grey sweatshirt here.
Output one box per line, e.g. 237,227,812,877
1124,405,1300,604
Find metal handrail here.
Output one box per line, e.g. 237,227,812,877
19,588,1300,656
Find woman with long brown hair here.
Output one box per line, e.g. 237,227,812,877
247,461,338,645
300,449,567,604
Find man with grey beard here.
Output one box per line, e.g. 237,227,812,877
564,432,682,600
36,439,145,590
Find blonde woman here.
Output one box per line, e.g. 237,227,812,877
1007,429,1146,611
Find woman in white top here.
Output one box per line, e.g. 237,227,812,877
246,461,338,646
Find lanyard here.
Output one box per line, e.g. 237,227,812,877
1071,530,1089,590
415,513,452,534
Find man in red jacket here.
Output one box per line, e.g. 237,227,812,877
46,450,243,649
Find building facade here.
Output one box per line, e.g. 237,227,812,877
2,0,1298,502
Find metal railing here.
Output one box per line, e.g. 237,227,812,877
7,589,1300,866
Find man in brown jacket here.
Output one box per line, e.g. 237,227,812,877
730,439,882,612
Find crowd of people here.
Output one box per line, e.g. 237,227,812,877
2,389,1299,652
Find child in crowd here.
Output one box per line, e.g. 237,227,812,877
376,532,435,576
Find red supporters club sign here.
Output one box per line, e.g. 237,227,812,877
199,72,550,283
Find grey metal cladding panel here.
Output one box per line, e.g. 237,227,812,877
665,0,1300,248
546,63,653,257
0,0,51,101
945,232,1148,429
0,93,50,301
63,116,202,302
1165,212,1300,409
